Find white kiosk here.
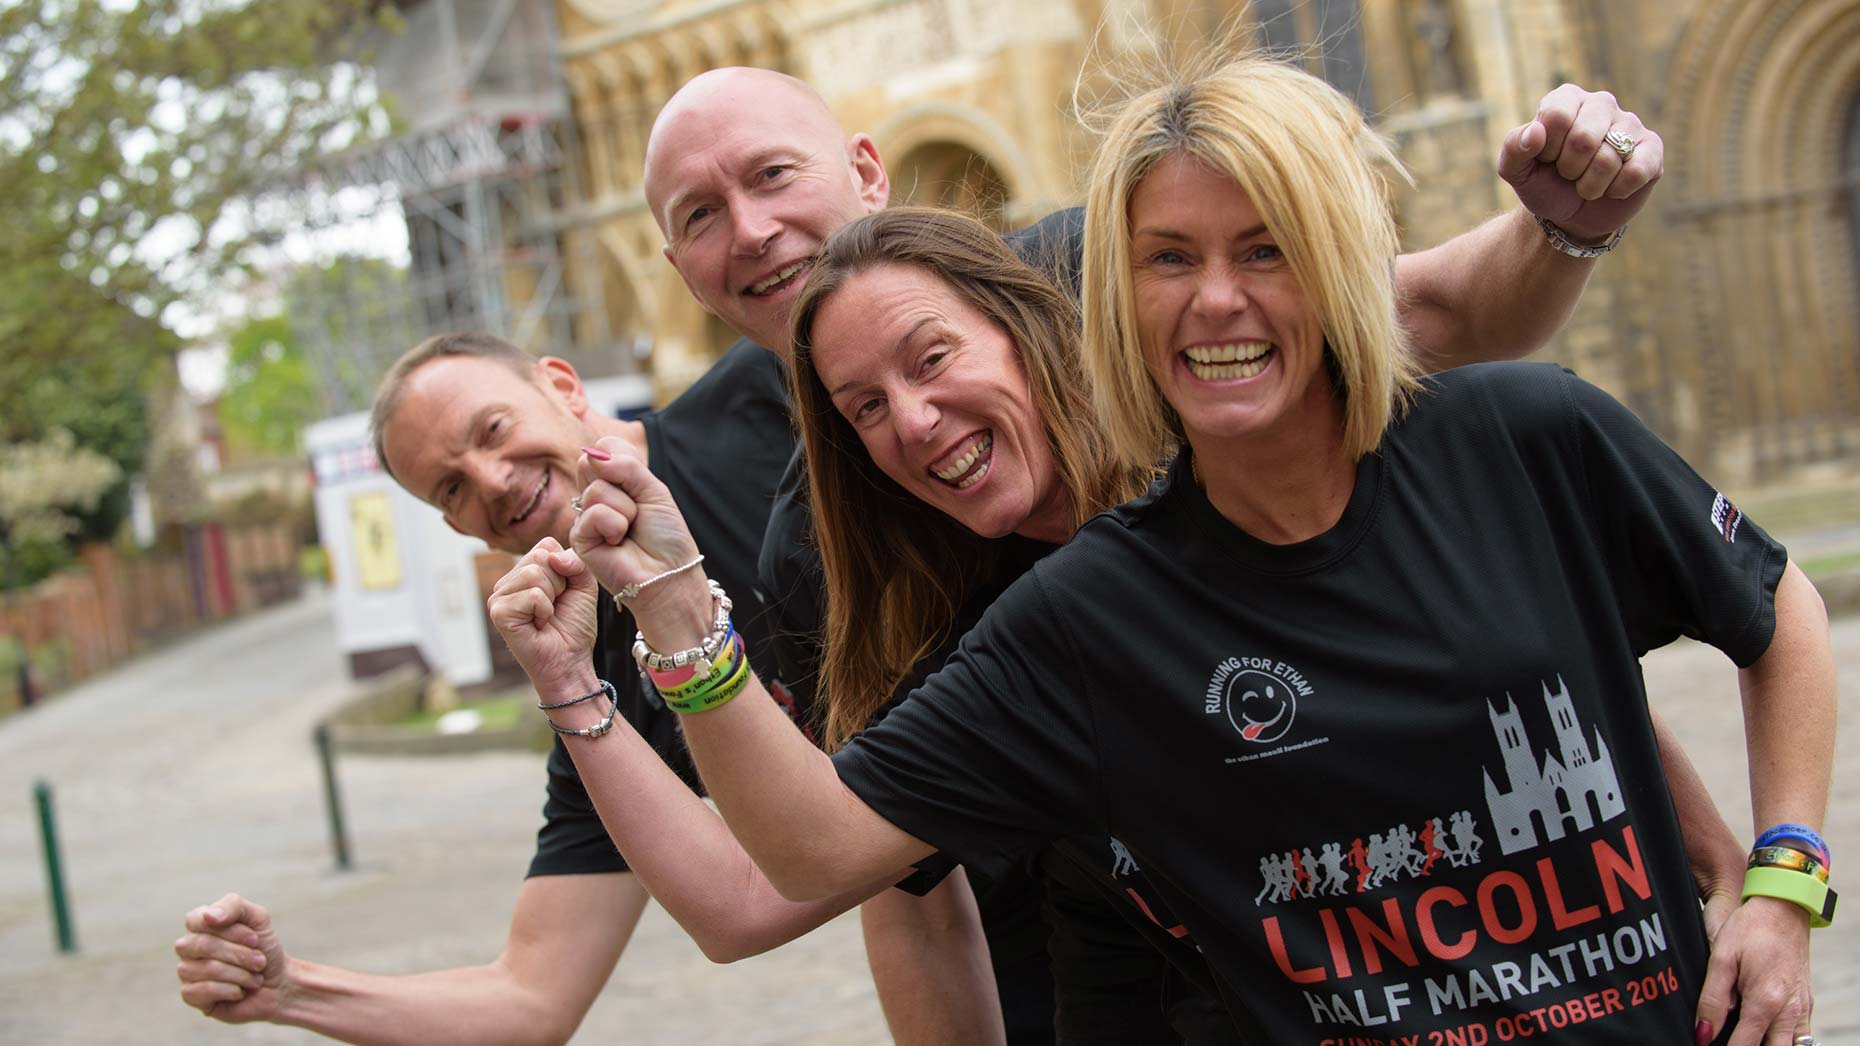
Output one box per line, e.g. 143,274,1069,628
305,374,652,685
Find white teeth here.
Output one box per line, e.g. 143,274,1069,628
511,474,547,525
1186,356,1271,381
956,461,990,489
750,261,808,295
1184,342,1271,364
932,433,992,482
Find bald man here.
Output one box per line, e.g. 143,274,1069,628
174,65,1716,1045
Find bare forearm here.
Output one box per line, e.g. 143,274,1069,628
862,872,1006,1046
1737,562,1837,835
1395,207,1596,371
679,671,932,899
540,662,878,959
274,957,577,1046
1650,708,1743,894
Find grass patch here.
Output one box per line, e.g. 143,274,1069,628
1801,549,1860,577
398,689,530,732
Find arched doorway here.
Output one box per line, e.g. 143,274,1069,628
1657,0,1860,480
891,142,1012,230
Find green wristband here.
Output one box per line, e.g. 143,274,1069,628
663,654,750,714
1743,865,1837,927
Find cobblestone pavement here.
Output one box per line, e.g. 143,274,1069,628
0,590,1853,1044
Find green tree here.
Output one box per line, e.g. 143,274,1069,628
0,0,391,533
219,312,320,456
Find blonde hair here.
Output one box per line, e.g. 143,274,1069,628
788,208,1150,750
1081,55,1420,469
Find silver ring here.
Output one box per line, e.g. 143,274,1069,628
570,495,583,514
1604,128,1636,163
1795,1036,1820,1046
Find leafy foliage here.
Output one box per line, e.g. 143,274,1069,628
0,0,391,548
219,312,318,456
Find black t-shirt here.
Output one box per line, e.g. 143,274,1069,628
833,363,1785,1044
528,339,801,877
757,206,1239,1044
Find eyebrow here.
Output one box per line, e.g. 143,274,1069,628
663,148,805,228
828,316,941,397
1132,222,1269,242
426,405,500,503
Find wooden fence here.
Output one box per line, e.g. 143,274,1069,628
0,524,302,714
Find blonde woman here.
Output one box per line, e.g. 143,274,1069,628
556,60,1830,1044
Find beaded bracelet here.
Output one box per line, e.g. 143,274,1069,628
652,625,740,703
632,580,731,676
1749,845,1831,884
1755,824,1831,868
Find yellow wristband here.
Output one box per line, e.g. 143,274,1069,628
1742,865,1837,928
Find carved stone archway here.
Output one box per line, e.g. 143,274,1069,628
1659,0,1860,479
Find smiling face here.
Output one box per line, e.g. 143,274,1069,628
378,356,594,555
808,263,1069,541
645,69,888,356
1126,153,1335,449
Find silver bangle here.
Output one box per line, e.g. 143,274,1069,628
631,580,732,677
612,553,705,604
543,679,619,738
1534,213,1625,259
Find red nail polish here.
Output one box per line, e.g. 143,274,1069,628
1694,1020,1712,1046
580,446,612,461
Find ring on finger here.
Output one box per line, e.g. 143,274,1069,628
1795,1036,1821,1046
1604,128,1636,162
570,495,583,514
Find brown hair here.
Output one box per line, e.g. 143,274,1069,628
788,207,1151,750
370,331,535,480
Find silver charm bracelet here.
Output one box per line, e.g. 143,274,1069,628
631,579,732,676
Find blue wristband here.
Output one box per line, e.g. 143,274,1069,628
1755,824,1831,868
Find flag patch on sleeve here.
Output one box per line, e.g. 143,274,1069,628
1709,492,1743,543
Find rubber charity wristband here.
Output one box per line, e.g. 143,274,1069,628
1749,845,1830,883
1743,865,1837,928
1755,824,1831,867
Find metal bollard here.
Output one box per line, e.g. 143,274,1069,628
33,779,76,953
312,723,353,871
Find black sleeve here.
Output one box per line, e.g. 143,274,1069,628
1005,207,1085,301
831,569,1101,876
526,737,630,877
1560,368,1787,666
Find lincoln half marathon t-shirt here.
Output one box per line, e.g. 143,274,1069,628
528,339,799,877
832,362,1786,1044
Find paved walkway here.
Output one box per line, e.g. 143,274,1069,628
0,590,883,1045
0,590,1853,1043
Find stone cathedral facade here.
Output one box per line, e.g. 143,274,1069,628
555,0,1860,487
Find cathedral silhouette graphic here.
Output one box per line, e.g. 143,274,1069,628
1481,677,1625,855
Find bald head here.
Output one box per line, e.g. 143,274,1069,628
645,68,848,235
642,66,889,354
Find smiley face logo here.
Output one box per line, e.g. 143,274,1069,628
1226,669,1295,744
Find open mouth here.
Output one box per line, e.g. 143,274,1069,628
929,432,993,490
1183,342,1274,381
509,471,549,528
745,259,812,298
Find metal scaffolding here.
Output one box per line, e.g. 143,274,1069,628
273,0,622,417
